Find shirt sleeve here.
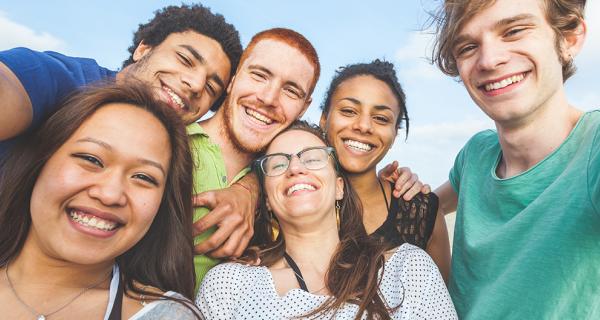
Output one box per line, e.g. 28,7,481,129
196,264,241,319
449,143,467,194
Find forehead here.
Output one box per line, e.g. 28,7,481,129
242,39,315,90
267,130,325,154
70,103,170,163
459,0,546,34
333,75,399,111
160,31,231,72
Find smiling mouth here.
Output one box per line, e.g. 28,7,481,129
286,183,316,196
68,209,120,232
244,107,274,125
343,139,373,152
162,86,187,111
482,73,526,92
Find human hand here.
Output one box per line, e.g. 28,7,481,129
378,160,430,200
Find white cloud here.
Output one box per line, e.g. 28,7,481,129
0,11,64,51
394,31,441,80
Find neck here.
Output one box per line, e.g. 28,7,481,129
7,239,112,289
281,214,340,269
495,94,582,178
348,169,381,204
200,111,255,183
348,169,389,233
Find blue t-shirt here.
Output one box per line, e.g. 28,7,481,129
0,47,117,158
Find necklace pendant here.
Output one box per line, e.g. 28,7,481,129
37,315,46,320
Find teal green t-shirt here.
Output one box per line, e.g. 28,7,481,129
448,110,600,319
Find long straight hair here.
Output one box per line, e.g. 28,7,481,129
0,82,199,316
242,121,395,320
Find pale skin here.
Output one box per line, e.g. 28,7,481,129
430,0,587,216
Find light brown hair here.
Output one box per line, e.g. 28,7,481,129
431,0,586,81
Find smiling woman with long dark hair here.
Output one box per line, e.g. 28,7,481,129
197,121,456,319
0,82,201,319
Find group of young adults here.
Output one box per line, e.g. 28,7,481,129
0,0,596,319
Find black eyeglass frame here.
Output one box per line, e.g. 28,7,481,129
254,146,336,177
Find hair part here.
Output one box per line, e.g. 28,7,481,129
431,0,586,81
320,59,409,137
122,4,243,112
241,120,396,319
239,28,321,97
0,82,200,317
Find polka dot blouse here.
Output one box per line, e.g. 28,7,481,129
196,243,457,319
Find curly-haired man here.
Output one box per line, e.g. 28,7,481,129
0,4,242,157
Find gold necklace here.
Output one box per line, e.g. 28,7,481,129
5,262,111,320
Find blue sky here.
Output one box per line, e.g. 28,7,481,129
1,1,598,187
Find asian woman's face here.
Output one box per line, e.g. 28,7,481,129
28,103,171,265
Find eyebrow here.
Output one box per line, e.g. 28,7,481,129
248,64,307,99
339,97,393,111
76,137,166,175
454,14,538,48
179,45,226,90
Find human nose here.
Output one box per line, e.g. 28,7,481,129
257,83,279,107
88,171,127,207
352,113,373,134
476,39,510,71
181,69,207,97
286,154,307,176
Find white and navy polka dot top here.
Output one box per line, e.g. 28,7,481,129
196,243,457,319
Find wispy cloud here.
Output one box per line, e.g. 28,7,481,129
0,11,64,51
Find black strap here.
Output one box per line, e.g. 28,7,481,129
283,252,309,292
107,273,123,320
378,179,390,212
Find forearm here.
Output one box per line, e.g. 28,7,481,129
434,181,458,215
0,62,32,140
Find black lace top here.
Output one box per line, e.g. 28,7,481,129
371,183,439,249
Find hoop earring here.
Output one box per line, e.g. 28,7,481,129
335,200,341,230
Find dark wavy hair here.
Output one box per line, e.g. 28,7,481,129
241,121,397,319
122,4,243,111
320,59,409,137
0,82,200,317
430,0,586,81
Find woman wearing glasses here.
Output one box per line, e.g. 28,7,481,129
319,60,450,282
196,121,456,319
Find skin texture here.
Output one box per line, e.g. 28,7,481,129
122,31,231,124
321,75,450,282
0,103,171,319
194,38,317,257
435,0,586,214
264,130,343,296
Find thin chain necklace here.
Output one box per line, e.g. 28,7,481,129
5,262,111,320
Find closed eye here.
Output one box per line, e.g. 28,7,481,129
132,173,159,186
73,153,103,168
177,52,192,67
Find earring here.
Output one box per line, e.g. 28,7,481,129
335,200,341,230
268,209,280,241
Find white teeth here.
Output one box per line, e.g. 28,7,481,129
484,74,525,91
69,210,118,231
344,139,372,152
245,108,273,124
286,183,316,196
163,86,186,109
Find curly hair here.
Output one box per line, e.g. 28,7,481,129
430,0,586,81
122,4,243,111
320,59,409,137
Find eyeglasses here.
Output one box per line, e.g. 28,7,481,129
256,146,335,177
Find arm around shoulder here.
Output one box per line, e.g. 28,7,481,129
0,61,32,140
426,206,451,284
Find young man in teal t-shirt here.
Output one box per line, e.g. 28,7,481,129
429,0,599,318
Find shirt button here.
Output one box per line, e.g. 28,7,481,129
222,176,227,183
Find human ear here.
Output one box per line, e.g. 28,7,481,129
335,177,344,200
132,40,153,62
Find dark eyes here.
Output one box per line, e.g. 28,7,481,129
177,52,192,67
505,27,525,37
250,71,267,81
72,153,158,186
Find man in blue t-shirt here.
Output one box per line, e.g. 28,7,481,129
426,0,599,319
0,4,242,159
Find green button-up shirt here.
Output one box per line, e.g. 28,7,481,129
188,123,250,291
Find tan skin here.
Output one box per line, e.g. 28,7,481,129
321,75,450,283
0,104,175,318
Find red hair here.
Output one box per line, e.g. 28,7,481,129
239,28,320,96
